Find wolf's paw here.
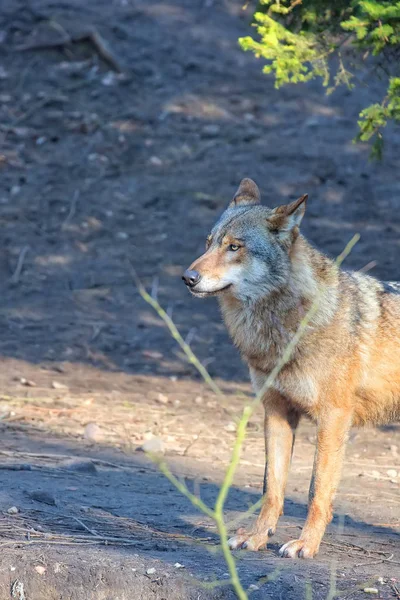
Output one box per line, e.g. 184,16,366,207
227,527,274,551
279,538,319,559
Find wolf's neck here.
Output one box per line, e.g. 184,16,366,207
218,236,339,364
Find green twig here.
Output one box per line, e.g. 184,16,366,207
129,263,222,396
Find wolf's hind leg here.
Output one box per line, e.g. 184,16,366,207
228,392,300,551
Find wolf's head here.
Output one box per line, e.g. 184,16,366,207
182,178,308,302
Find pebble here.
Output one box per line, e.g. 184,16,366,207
116,231,129,240
249,584,259,591
387,469,397,478
13,127,32,138
146,568,156,575
363,588,378,595
7,506,19,514
20,377,36,387
61,459,97,475
35,566,46,575
51,380,68,390
201,124,220,137
224,422,236,432
141,436,165,455
101,72,117,86
157,393,169,405
174,563,184,569
149,156,163,166
143,350,163,359
27,490,56,506
84,423,102,442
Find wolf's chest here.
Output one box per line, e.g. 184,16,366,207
221,302,288,368
251,363,318,409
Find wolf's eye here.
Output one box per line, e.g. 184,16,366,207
229,244,240,252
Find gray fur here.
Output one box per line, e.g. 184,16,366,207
208,205,292,302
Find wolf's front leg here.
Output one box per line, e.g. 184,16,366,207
280,407,352,559
228,391,300,551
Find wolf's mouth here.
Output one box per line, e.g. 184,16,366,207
189,284,232,297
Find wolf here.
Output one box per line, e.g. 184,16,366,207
182,178,400,558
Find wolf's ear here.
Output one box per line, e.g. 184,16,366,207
267,194,308,237
230,178,261,207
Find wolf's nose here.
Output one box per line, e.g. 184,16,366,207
182,269,201,287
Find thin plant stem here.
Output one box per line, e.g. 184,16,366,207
129,263,222,396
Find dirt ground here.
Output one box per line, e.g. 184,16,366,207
0,0,399,598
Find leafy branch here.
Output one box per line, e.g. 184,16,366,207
240,0,400,157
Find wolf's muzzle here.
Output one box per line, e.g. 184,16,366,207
182,269,201,288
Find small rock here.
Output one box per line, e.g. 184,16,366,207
35,565,46,575
51,380,68,390
174,563,184,569
157,393,169,405
244,112,255,122
173,399,181,407
116,231,129,240
194,396,203,405
27,490,56,506
141,436,165,455
20,377,36,387
224,422,236,432
7,506,19,514
387,469,397,478
377,577,384,584
249,584,259,591
304,116,321,128
84,423,102,442
363,588,378,595
101,72,117,86
202,124,220,137
371,470,381,479
13,127,32,138
61,459,97,475
146,567,156,575
149,156,163,167
143,350,163,360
